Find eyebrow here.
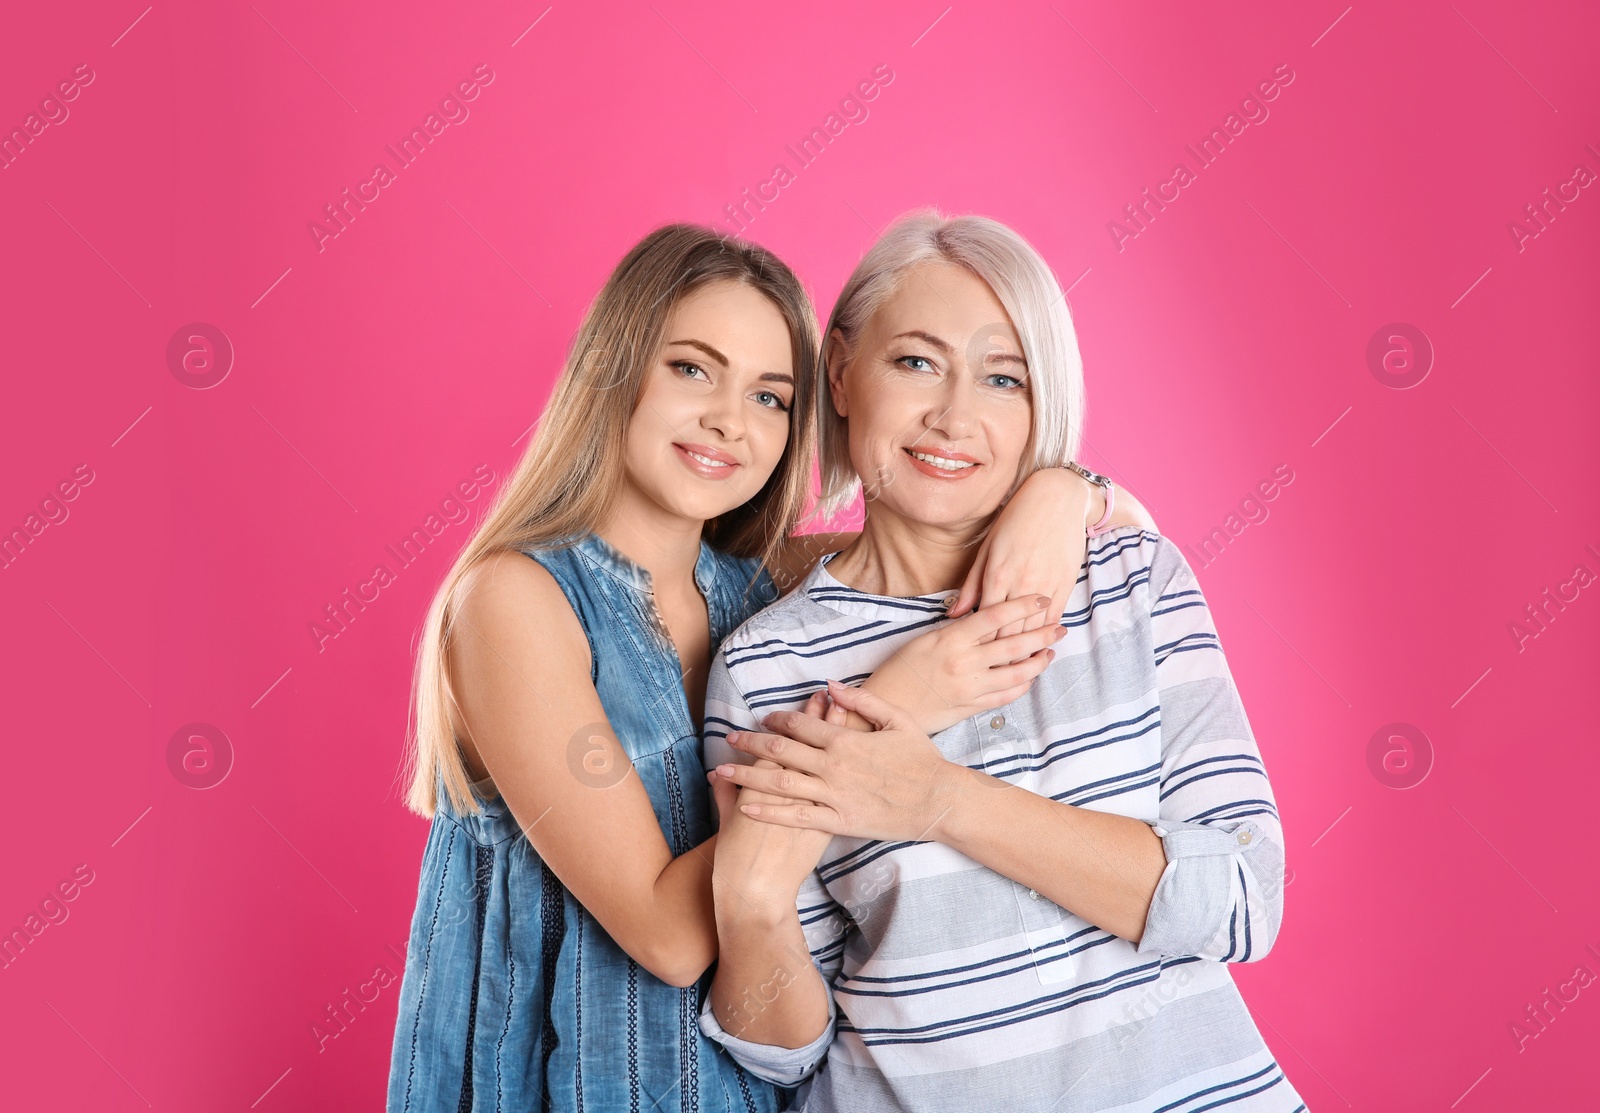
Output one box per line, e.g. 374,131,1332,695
667,339,795,385
889,329,1028,367
667,339,729,365
890,330,953,354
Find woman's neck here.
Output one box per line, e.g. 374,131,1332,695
826,508,992,597
596,483,705,594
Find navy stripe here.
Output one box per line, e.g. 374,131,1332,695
1059,566,1154,629
1189,798,1280,823
1194,806,1280,824
737,616,945,669
1156,636,1221,665
808,592,948,615
741,668,872,705
1151,597,1208,621
1237,862,1253,963
1154,631,1218,657
820,839,926,885
1162,765,1272,800
849,961,1167,1045
847,958,1163,1037
979,706,1161,778
836,932,1119,1000
1058,772,1162,808
1170,752,1264,778
821,835,920,875
844,924,1105,985
725,618,891,664
1150,1062,1279,1113
1186,1072,1283,1112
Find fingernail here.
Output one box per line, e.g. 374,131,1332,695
1035,595,1049,609
717,764,735,776
740,804,760,815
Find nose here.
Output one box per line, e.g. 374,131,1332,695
922,372,978,440
700,377,747,443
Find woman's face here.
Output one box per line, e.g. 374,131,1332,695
622,279,797,525
829,261,1033,531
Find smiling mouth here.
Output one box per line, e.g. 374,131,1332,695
672,442,742,480
904,448,978,472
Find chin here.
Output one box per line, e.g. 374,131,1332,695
657,489,738,524
874,492,982,529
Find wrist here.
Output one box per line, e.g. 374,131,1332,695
1030,464,1093,500
714,882,796,929
921,759,979,841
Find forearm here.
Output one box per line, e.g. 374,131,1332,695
638,835,720,986
932,763,1168,943
708,895,832,1048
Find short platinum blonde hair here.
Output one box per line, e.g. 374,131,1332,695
813,209,1086,521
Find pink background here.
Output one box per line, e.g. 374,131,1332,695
3,1,1597,1108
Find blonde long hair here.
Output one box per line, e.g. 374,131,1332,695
402,225,820,817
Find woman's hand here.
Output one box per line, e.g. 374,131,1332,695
717,681,964,843
708,692,839,907
860,593,1066,737
950,467,1158,639
949,466,1092,639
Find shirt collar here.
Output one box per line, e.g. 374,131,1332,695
803,550,959,622
573,531,718,599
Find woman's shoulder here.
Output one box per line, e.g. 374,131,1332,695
1083,526,1201,605
456,548,591,653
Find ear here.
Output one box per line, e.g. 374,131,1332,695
824,327,851,418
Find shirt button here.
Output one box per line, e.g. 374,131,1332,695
990,715,1005,729
1236,829,1253,846
1028,888,1041,901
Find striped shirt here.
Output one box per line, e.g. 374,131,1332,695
698,528,1305,1112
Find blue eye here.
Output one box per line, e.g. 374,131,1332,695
671,360,709,380
897,355,934,372
754,390,791,412
986,373,1026,390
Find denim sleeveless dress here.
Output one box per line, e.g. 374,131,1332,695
386,532,784,1113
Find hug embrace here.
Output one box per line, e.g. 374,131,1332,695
385,211,1306,1112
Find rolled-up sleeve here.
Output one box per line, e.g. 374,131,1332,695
1134,538,1287,963
698,650,851,1084
698,963,838,1086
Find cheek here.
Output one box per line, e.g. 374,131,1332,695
621,406,671,483
986,405,1033,471
849,393,910,454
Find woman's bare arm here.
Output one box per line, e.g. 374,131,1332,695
448,551,727,987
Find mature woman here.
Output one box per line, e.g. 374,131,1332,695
701,211,1304,1112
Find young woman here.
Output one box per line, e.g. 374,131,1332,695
702,212,1306,1112
385,224,1153,1112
